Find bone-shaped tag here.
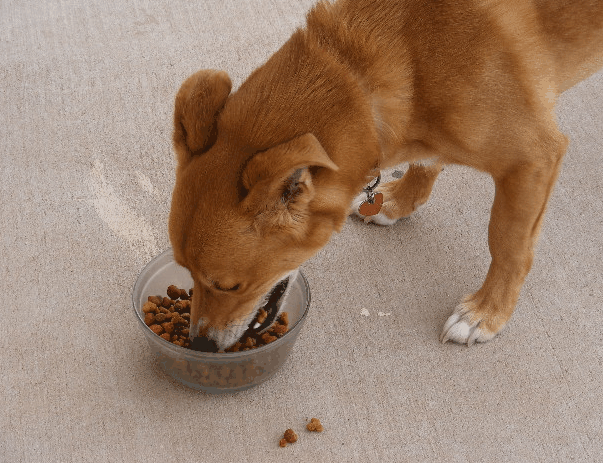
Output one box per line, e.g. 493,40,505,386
358,192,383,216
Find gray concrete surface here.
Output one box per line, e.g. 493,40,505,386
1,1,602,461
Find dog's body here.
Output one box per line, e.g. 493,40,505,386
169,0,603,350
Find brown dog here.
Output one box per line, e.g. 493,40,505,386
169,0,603,349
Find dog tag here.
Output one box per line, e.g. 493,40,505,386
358,192,383,216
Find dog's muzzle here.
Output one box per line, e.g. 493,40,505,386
190,270,298,352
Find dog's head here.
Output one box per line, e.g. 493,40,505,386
169,70,343,350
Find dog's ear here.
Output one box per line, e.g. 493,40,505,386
173,70,232,168
241,133,339,229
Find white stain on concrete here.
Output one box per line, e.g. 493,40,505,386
361,308,391,317
88,160,158,260
135,171,162,202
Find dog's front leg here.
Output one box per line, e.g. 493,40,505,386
441,130,569,345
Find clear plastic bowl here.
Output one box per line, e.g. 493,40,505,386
132,248,310,393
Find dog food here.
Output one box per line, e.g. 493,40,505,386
143,290,192,348
223,312,288,352
279,420,323,447
306,418,324,432
279,429,298,447
284,429,298,443
144,285,289,352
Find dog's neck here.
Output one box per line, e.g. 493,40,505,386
217,4,421,232
220,31,394,196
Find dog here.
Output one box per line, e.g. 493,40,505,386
169,0,603,350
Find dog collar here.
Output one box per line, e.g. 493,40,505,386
358,174,383,216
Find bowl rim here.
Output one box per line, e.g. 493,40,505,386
132,248,311,358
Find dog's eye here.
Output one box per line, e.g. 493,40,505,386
214,282,240,292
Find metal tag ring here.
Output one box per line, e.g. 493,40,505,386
362,174,381,193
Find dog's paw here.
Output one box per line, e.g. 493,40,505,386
350,191,398,226
440,299,501,346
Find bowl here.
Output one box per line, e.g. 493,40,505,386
132,248,310,393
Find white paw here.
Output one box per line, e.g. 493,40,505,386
350,192,398,226
440,303,497,346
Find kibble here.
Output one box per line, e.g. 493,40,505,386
272,323,287,336
279,429,298,447
174,301,186,312
306,418,324,432
284,429,298,443
278,418,324,448
167,285,181,300
261,333,278,344
142,301,158,314
144,313,155,326
148,296,162,306
171,313,185,325
149,324,164,335
144,285,290,352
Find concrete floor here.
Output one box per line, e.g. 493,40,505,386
1,1,602,461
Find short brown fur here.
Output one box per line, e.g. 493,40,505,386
169,0,603,346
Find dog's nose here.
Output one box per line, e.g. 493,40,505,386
189,335,219,353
